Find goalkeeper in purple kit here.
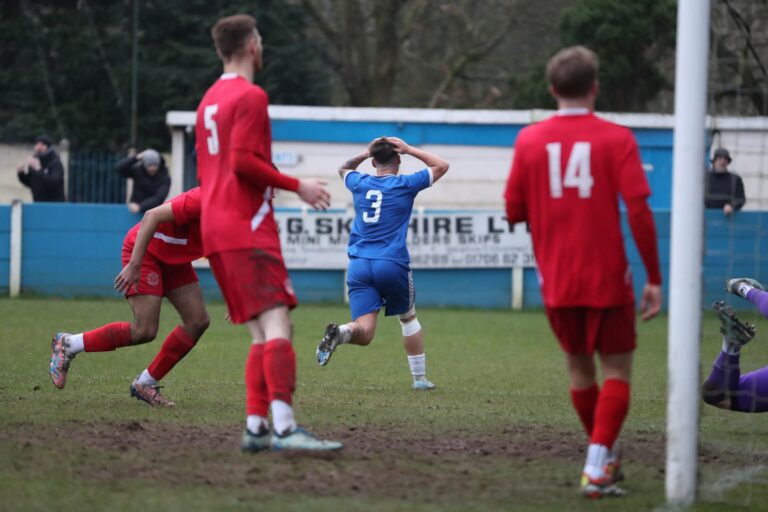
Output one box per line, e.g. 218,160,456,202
703,278,768,412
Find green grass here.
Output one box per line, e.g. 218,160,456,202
1,297,767,511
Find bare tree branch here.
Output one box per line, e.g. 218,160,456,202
300,0,339,45
428,17,513,108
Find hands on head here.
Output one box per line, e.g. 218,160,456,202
304,136,412,212
365,136,410,156
386,137,409,154
386,137,408,153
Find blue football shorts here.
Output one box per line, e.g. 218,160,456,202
347,257,415,320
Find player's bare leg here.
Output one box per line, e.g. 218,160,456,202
126,295,163,344
49,295,161,390
130,283,210,407
316,312,377,366
566,353,597,389
574,352,631,498
400,312,435,390
244,306,341,452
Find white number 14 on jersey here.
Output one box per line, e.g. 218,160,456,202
545,142,593,198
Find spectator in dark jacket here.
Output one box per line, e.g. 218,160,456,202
16,135,66,202
705,148,746,217
115,148,171,213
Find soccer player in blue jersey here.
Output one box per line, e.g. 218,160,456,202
316,136,449,389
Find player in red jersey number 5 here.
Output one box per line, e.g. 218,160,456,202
195,14,340,452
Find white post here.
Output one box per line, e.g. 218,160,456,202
511,267,524,310
169,128,185,198
666,0,710,505
9,200,22,298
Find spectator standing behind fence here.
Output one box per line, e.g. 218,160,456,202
16,135,65,202
705,148,746,217
115,148,171,213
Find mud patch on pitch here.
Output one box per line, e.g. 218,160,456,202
0,420,744,503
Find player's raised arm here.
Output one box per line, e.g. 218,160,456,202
114,202,175,293
387,137,449,183
338,149,370,179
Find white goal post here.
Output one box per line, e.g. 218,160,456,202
666,0,711,505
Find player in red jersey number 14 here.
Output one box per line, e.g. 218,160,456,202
504,46,662,498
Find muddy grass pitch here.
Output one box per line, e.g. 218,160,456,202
1,299,767,511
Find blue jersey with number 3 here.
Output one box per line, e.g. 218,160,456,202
344,168,432,262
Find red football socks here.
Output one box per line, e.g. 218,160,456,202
245,343,269,417
263,338,296,404
570,383,600,437
83,322,132,352
590,379,630,448
146,325,197,381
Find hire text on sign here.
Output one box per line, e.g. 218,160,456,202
275,210,535,269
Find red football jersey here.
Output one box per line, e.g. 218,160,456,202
124,187,203,265
194,73,281,258
504,111,652,308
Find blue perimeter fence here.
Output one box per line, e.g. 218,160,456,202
1,203,767,311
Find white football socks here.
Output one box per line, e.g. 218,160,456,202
338,324,352,344
64,333,85,356
271,400,296,435
407,353,427,381
246,415,268,434
583,443,610,479
136,369,158,387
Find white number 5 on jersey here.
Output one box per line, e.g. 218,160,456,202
363,190,383,223
204,104,219,155
545,142,593,198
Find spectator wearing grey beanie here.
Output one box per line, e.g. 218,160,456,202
115,148,171,213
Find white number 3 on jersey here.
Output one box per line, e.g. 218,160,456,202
545,142,593,198
363,190,383,223
204,104,219,155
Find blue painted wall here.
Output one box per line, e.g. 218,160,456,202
272,119,674,211
9,203,767,311
0,206,10,295
21,204,140,297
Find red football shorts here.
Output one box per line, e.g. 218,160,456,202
121,245,198,298
208,249,298,324
545,304,636,355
